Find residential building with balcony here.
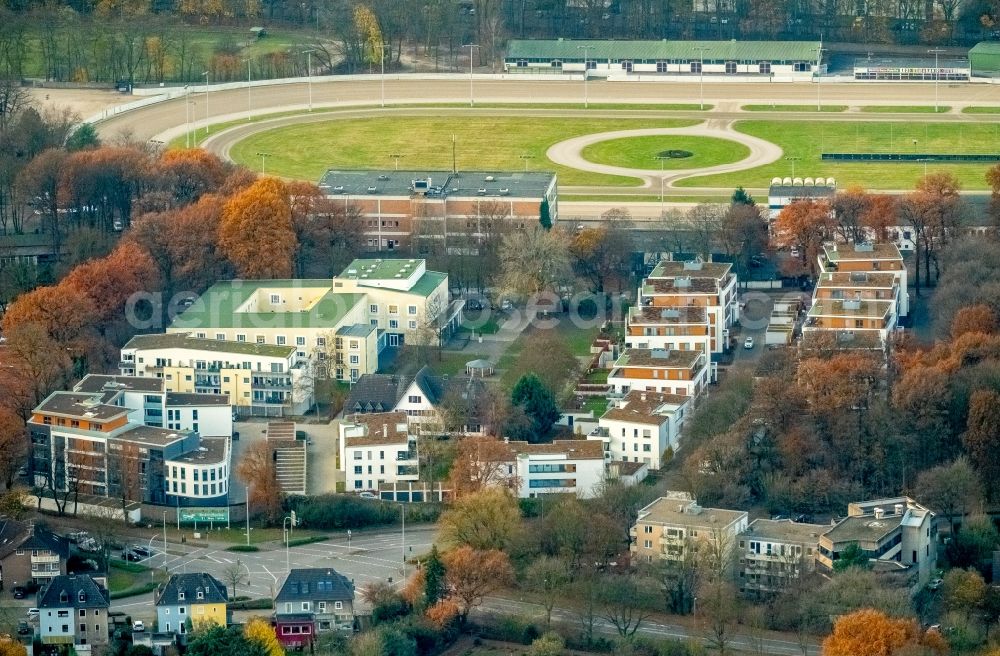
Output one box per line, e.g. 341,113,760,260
0,520,69,590
505,439,606,499
28,390,231,509
119,333,312,417
803,299,897,344
818,242,908,317
338,412,418,491
154,573,229,635
589,390,690,469
274,568,355,649
640,259,738,355
630,494,748,566
737,519,826,598
344,366,444,432
608,348,710,397
818,497,936,585
37,574,109,651
624,305,711,354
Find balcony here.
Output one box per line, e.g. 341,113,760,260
32,554,61,564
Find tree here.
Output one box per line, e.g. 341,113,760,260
529,632,565,656
773,199,834,276
821,609,919,656
963,389,1000,500
698,580,742,656
0,636,27,656
236,441,283,525
442,546,514,623
731,186,754,206
951,304,998,339
599,573,656,639
914,458,983,533
498,227,572,297
988,162,1000,229
945,515,1000,573
942,568,986,620
570,213,634,293
244,617,284,656
832,543,871,572
539,198,551,229
423,545,446,607
108,441,143,518
593,478,659,545
440,487,520,550
502,330,579,402
0,408,27,490
65,123,100,151
218,177,296,279
187,624,267,656
541,498,620,575
525,556,569,626
447,436,516,496
832,186,871,243
221,558,246,599
509,374,560,442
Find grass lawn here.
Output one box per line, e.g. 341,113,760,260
583,369,609,384
962,106,1000,114
562,194,730,203
859,105,951,113
677,120,1000,190
425,350,492,377
741,104,848,112
580,135,750,170
470,102,712,111
109,560,166,598
461,314,501,335
206,527,324,544
582,395,609,417
228,116,698,186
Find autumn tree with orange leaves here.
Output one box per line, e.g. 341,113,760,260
218,177,297,279
236,440,283,524
821,609,921,656
950,304,997,340
447,436,517,497
442,546,514,623
964,389,1000,501
773,199,834,276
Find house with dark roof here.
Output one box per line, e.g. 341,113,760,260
345,366,444,429
154,573,229,635
37,574,110,649
0,520,69,591
274,568,355,648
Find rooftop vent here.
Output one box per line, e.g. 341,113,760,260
675,276,692,288
874,507,885,519
682,261,703,271
850,271,869,283
661,309,680,319
855,242,875,252
367,186,377,193
843,299,862,311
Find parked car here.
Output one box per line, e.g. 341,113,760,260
232,431,240,441
130,545,153,558
78,537,99,553
500,299,514,312
359,492,378,500
132,620,145,633
26,608,39,620
744,336,755,349
466,299,483,311
67,531,89,544
12,586,27,599
17,621,32,636
121,550,142,562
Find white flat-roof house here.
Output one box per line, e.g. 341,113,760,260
589,390,690,469
338,412,419,492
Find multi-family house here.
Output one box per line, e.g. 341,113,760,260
343,366,444,431
630,494,748,566
640,259,739,355
337,412,418,492
817,242,908,317
119,333,312,417
0,520,69,590
154,573,229,635
803,298,897,344
589,390,690,469
274,568,355,649
28,390,231,509
506,440,606,499
818,497,936,584
624,305,711,355
37,574,110,651
608,348,710,397
737,519,827,598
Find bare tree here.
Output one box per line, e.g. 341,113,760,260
222,558,247,599
0,78,29,131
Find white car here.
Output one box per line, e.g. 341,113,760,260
26,608,39,619
790,247,800,258
744,336,755,349
132,620,145,632
358,492,378,500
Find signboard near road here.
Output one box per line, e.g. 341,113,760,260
179,507,230,524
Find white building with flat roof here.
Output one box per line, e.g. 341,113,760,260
590,390,690,469
338,412,419,492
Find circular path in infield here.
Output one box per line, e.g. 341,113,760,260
545,119,783,189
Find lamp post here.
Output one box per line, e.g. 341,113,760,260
162,510,168,574
245,483,251,547
299,50,315,111
928,48,944,113
519,154,533,171
378,41,386,108
814,46,824,111
184,86,191,148
694,46,709,111
390,153,404,171
785,156,800,179
201,71,209,135
654,155,668,217
463,44,480,107
283,516,293,573
256,152,270,174
244,58,252,121
578,45,594,109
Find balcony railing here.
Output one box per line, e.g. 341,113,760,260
32,554,60,564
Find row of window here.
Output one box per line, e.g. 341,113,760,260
170,465,224,481
369,304,419,315
283,601,343,613
511,57,811,67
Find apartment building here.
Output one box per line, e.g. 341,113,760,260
338,412,418,492
72,374,232,437
37,575,110,651
640,259,738,355
508,440,606,499
589,390,690,469
608,348,710,397
818,497,936,584
274,568,355,649
344,365,444,431
0,520,69,589
120,333,312,416
28,390,231,508
818,242,908,317
803,298,897,343
631,495,748,565
624,305,711,354
738,519,826,598
154,573,229,635
318,169,558,252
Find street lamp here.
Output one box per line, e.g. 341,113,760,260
578,45,594,109
654,155,668,217
256,152,270,174
299,50,315,111
377,41,387,108
390,153,404,170
814,46,825,111
928,48,945,113
184,86,191,148
283,515,294,573
785,156,801,178
519,154,533,171
463,44,480,107
243,58,252,122
694,46,710,111
201,71,209,135
162,510,168,574
245,483,252,547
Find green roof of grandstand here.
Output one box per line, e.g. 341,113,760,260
505,39,822,63
970,42,1000,74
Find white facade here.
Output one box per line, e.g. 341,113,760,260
338,413,419,491
164,439,231,502
591,391,690,469
493,440,606,499
607,350,711,397
393,379,441,430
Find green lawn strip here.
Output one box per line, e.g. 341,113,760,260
227,116,698,186
961,106,1000,114
580,134,750,170
581,396,609,417
227,598,274,611
108,560,165,598
425,350,493,377
676,119,1000,191
859,105,951,113
583,369,609,384
469,102,712,111
210,526,323,544
562,194,731,203
461,315,501,334
741,104,848,112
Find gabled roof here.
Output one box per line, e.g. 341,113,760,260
411,366,444,405
345,367,445,413
155,573,228,606
275,568,354,604
0,520,70,562
38,575,109,609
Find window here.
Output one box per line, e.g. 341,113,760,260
621,59,633,71
334,601,343,610
316,337,326,346
296,336,306,346
370,304,378,313
725,61,737,74
759,61,771,74
408,305,417,315
388,305,398,315
302,602,311,611
270,294,281,304
79,610,86,617
656,60,667,72
793,62,812,72
408,395,421,404
644,540,652,548
80,624,86,633
349,355,359,364
644,525,652,534
256,336,265,344
354,466,362,474
277,336,286,345
237,334,246,342
389,319,398,329
179,606,186,614
690,61,702,73
408,320,417,330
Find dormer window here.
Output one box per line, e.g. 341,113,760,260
178,591,185,601
196,591,204,600
78,591,86,603
60,591,68,604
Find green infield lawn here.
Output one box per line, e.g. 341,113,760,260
962,106,1000,114
676,120,1000,191
229,116,699,186
580,135,750,170
859,105,951,113
741,104,848,112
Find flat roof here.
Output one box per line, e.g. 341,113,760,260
824,242,902,262
319,169,554,200
506,39,822,63
170,438,228,464
508,439,605,460
649,260,732,280
616,348,703,368
125,333,295,358
809,299,892,319
816,271,898,289
337,323,376,338
171,280,364,330
166,392,230,407
823,514,902,544
341,259,421,280
35,392,129,421
743,518,828,543
630,305,708,324
111,425,192,448
602,390,688,425
344,412,410,447
801,330,885,351
74,374,164,394
637,496,747,528
769,184,836,197
643,278,720,295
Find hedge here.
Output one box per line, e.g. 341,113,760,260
227,598,274,611
286,535,328,547
226,545,260,552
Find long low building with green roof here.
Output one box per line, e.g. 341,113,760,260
504,39,822,78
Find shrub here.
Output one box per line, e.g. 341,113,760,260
286,536,327,547
529,632,565,656
291,494,441,530
226,545,260,552
227,598,274,611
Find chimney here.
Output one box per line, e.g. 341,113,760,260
894,503,904,516
382,424,388,437
678,504,685,513
874,507,885,519
640,392,647,402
